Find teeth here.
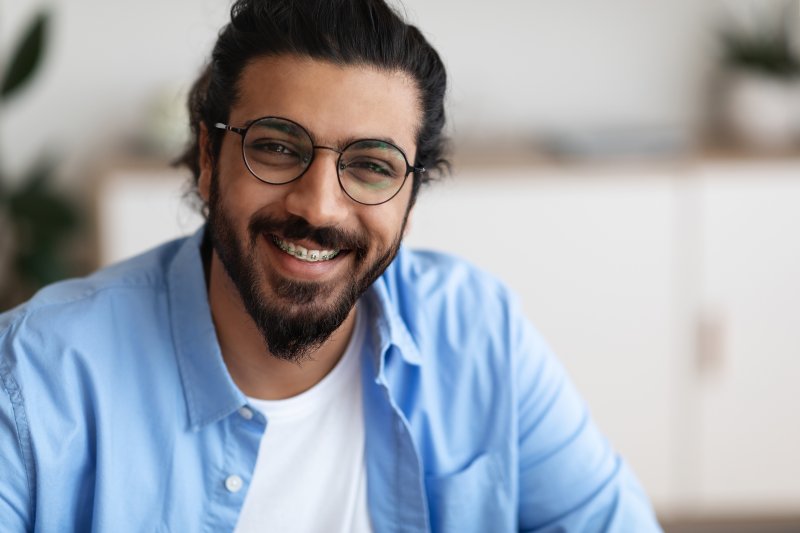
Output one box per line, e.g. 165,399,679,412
272,236,340,262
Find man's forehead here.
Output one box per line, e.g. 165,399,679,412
231,55,422,148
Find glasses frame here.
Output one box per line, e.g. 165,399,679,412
214,116,426,206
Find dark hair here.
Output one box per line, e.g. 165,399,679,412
177,0,449,209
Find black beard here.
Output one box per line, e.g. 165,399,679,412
205,169,406,362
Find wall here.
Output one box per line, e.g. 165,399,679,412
1,0,720,185
1,0,229,182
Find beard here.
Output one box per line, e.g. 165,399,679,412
205,168,407,363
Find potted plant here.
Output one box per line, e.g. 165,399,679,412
717,1,800,151
0,12,82,310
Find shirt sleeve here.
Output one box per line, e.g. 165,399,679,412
511,302,662,532
0,325,35,532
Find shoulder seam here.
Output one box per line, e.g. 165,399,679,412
15,278,167,322
0,354,37,518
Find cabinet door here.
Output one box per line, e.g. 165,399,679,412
695,161,800,514
96,167,203,265
405,168,680,510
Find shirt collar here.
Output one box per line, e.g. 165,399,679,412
363,246,423,374
166,227,420,427
168,226,245,430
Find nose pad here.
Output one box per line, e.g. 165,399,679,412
283,149,349,227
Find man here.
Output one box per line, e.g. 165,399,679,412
0,0,662,531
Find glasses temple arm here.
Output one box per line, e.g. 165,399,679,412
214,122,247,136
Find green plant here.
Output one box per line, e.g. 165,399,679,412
1,12,82,310
718,1,800,78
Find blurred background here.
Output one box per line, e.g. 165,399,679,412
1,0,799,530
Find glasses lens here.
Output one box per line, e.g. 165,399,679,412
243,118,312,184
339,140,408,204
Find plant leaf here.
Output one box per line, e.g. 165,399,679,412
1,12,49,100
6,157,82,287
9,158,81,245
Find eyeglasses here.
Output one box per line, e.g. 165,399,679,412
215,116,425,206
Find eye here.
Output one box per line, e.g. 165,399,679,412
341,140,407,185
341,157,403,192
249,140,297,156
347,159,393,176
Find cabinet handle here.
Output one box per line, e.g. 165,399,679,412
696,311,726,378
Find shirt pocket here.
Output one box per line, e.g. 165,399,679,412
424,453,512,533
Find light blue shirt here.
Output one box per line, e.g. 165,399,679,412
0,228,661,532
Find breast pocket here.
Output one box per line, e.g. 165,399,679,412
425,453,512,533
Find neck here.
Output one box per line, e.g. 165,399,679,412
206,252,357,400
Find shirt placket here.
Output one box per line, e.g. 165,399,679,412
202,406,264,532
362,342,431,533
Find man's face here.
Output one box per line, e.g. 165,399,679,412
199,55,421,361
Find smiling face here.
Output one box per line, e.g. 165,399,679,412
198,55,421,361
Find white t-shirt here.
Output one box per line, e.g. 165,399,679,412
233,310,372,533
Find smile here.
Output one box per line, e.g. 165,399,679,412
272,235,341,262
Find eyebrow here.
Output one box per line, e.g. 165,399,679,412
337,135,404,151
245,119,305,138
241,117,408,152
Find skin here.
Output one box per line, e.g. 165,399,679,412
197,55,422,400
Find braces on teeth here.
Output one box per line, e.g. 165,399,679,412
273,236,340,262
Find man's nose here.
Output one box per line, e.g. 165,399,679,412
283,149,350,227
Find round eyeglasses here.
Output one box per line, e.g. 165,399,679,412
214,116,425,206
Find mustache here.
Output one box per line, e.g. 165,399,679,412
249,214,368,252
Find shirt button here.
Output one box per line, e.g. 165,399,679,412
225,475,243,493
238,406,253,420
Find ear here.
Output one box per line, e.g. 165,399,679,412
198,123,213,204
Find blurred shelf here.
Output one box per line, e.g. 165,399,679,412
449,140,800,176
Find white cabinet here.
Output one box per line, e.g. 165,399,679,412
690,162,800,515
95,163,203,266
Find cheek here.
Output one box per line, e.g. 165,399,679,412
361,195,412,245
215,159,287,222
